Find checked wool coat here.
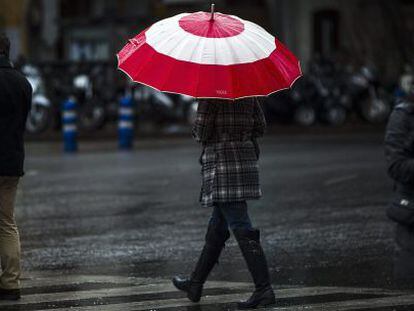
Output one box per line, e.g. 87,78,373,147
192,98,266,208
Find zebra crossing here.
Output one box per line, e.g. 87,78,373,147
0,273,413,310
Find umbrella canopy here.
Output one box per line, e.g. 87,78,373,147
117,4,302,100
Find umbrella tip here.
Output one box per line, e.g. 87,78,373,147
210,3,215,21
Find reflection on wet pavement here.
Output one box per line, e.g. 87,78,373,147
8,135,414,309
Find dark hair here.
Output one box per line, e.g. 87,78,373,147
0,33,10,57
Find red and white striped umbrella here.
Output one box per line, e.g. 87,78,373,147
117,4,302,100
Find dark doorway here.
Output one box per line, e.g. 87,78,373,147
313,10,340,57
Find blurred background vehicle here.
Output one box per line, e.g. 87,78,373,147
342,65,391,124
130,85,197,126
71,63,107,131
263,57,392,127
22,64,52,134
18,56,398,135
3,0,412,137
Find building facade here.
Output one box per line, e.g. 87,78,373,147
1,0,412,80
0,0,28,60
271,0,414,79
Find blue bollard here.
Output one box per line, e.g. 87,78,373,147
62,97,78,153
118,96,135,150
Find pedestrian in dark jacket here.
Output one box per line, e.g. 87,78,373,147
173,98,276,309
0,34,32,300
384,79,414,284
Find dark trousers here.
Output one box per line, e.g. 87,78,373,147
209,201,252,231
394,224,414,283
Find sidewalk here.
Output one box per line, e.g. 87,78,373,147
25,122,386,156
26,121,386,142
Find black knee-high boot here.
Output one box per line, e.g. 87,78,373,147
233,228,276,309
172,223,230,302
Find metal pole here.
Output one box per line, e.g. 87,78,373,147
118,94,135,150
62,97,78,153
210,3,215,21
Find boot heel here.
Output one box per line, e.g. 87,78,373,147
257,296,276,307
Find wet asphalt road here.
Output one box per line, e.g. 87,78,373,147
16,133,401,291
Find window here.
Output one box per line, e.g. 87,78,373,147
61,0,92,18
313,10,340,57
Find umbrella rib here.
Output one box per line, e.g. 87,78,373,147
131,47,157,87
243,20,274,43
237,29,293,90
193,35,208,97
223,37,238,97
243,27,275,59
156,30,193,91
232,34,269,95
159,33,187,59
159,31,199,92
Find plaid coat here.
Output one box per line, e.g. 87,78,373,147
192,98,267,208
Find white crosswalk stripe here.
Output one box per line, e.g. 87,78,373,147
0,273,412,310
263,294,414,311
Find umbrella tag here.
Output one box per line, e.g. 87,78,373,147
129,37,145,48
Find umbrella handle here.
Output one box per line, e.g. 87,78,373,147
210,3,215,21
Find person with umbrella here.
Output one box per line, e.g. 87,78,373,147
117,4,301,309
173,97,275,309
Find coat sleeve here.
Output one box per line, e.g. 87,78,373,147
252,99,267,138
24,78,33,121
0,98,12,116
192,100,218,143
384,108,414,184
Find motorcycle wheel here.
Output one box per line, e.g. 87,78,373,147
359,98,390,123
294,106,316,126
26,105,51,134
325,105,347,126
79,104,106,131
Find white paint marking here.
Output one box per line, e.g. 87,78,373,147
264,293,414,311
324,174,358,186
0,278,251,307
25,170,39,176
1,274,411,311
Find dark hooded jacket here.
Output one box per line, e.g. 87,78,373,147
385,102,414,196
0,56,32,176
385,101,414,281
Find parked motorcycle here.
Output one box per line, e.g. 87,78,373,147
308,58,351,126
341,65,391,123
71,65,106,131
291,76,320,126
23,64,52,133
266,67,347,127
264,58,391,126
129,84,197,125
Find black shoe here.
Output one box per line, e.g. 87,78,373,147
237,286,276,309
172,275,203,302
234,228,276,309
0,288,21,301
173,222,230,302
